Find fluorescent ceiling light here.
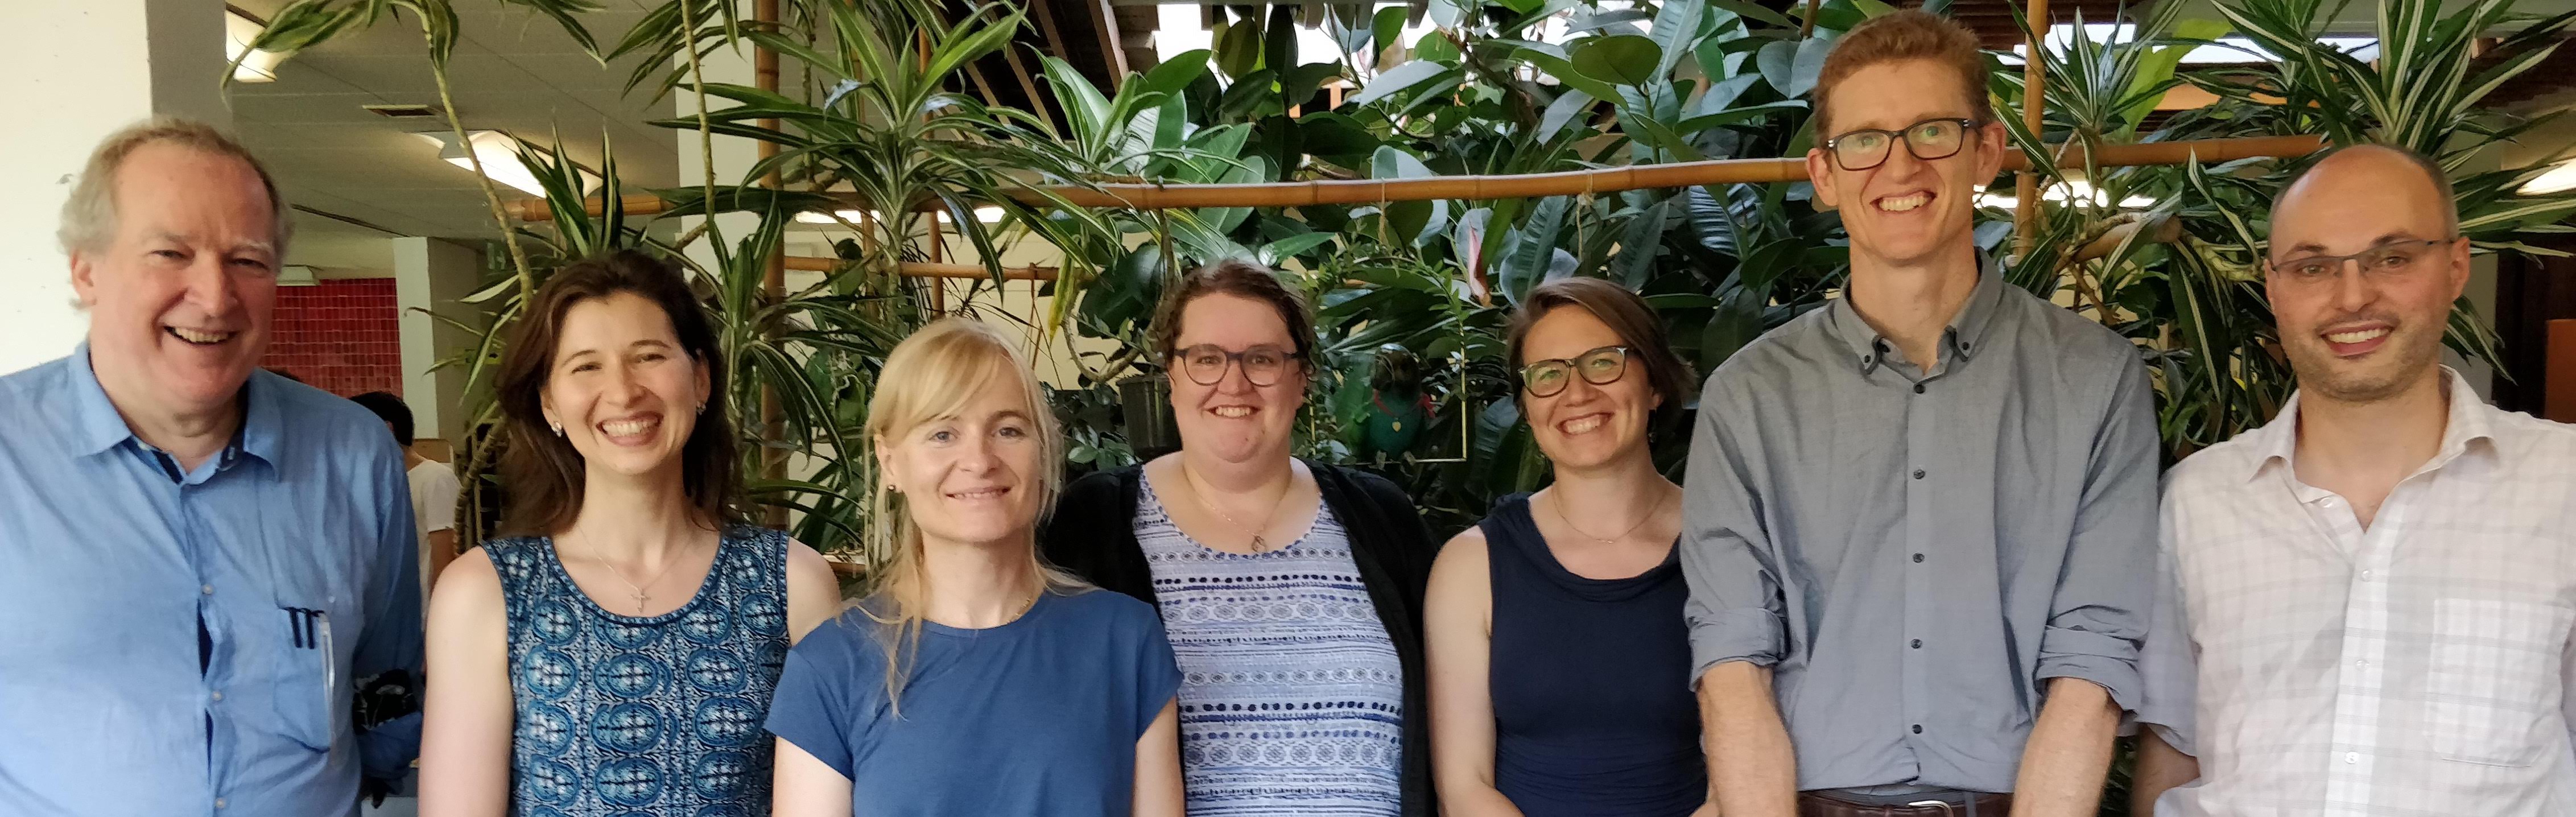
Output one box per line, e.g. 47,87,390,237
2520,159,2576,195
792,207,1004,225
411,131,597,197
225,9,287,82
1999,24,2374,65
1976,180,2153,209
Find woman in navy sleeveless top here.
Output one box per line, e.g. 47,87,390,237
416,251,841,816
1425,278,1710,816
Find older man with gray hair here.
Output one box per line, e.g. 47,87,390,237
0,117,422,816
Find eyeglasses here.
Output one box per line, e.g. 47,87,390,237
1174,344,1298,387
2267,238,2458,284
1822,118,1980,172
1520,345,1630,398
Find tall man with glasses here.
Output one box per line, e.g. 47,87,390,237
1679,11,2161,817
2130,146,2576,816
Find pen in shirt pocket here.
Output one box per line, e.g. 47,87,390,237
284,607,337,706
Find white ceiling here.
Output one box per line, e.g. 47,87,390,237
230,0,682,246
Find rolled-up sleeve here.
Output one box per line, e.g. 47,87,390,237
2135,488,2198,755
2034,358,2159,713
1680,369,1788,687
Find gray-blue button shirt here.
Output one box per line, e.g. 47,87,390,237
1679,257,2161,794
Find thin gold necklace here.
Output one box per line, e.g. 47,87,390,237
1551,486,1668,546
570,530,702,614
1183,464,1291,553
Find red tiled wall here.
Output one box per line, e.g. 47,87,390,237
263,278,403,397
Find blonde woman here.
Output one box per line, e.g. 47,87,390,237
768,318,1185,817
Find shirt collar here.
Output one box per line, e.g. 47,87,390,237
1826,253,2008,374
63,343,282,471
2241,365,2496,484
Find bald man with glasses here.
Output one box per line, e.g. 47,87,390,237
2132,145,2576,816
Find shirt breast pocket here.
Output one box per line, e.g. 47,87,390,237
2428,597,2571,768
269,597,349,752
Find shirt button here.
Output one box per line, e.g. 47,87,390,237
1913,384,1926,394
1912,724,1924,734
2345,752,2359,764
210,691,222,702
2360,570,2373,581
1913,553,1925,563
1911,639,1923,649
201,584,214,595
214,798,227,809
2355,659,2367,669
1912,469,1926,480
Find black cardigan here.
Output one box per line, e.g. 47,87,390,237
1041,460,1442,817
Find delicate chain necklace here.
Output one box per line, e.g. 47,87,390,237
1551,486,1669,546
1184,464,1291,553
569,529,701,614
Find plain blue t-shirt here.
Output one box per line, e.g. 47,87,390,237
766,587,1181,816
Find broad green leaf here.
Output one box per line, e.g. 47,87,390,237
1787,35,1832,98
1349,60,1457,108
1571,35,1663,87
1708,0,1797,30
1538,89,1596,142
1646,0,1706,76
1373,7,1409,58
1142,49,1213,94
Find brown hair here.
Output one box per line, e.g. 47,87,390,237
59,115,294,255
494,250,742,537
1147,259,1318,367
1504,278,1698,432
1811,10,1994,137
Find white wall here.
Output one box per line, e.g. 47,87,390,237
0,0,228,375
394,238,490,445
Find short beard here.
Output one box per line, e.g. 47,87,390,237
2288,327,2445,406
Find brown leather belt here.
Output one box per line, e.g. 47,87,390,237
1797,791,2013,817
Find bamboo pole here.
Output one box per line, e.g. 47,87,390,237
755,0,787,525
2015,0,2051,257
781,258,1060,280
509,134,2327,221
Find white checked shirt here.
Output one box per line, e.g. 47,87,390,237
2138,368,2576,816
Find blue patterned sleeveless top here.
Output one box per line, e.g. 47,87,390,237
486,525,790,817
1134,479,1406,816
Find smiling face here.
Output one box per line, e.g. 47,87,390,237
877,372,1047,548
1521,306,1658,473
1169,292,1307,465
70,142,281,419
539,291,712,482
2266,148,2470,406
1808,59,2005,271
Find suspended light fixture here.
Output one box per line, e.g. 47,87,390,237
2519,159,2576,195
410,131,597,197
225,8,288,82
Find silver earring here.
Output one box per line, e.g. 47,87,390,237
548,422,564,436
698,402,708,416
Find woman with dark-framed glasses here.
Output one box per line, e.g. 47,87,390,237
1042,259,1441,816
1423,278,1710,816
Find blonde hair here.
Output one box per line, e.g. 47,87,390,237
58,116,292,255
861,318,1088,709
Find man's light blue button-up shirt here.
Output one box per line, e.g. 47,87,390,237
0,347,422,817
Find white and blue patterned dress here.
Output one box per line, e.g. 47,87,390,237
487,525,789,817
1136,480,1406,816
